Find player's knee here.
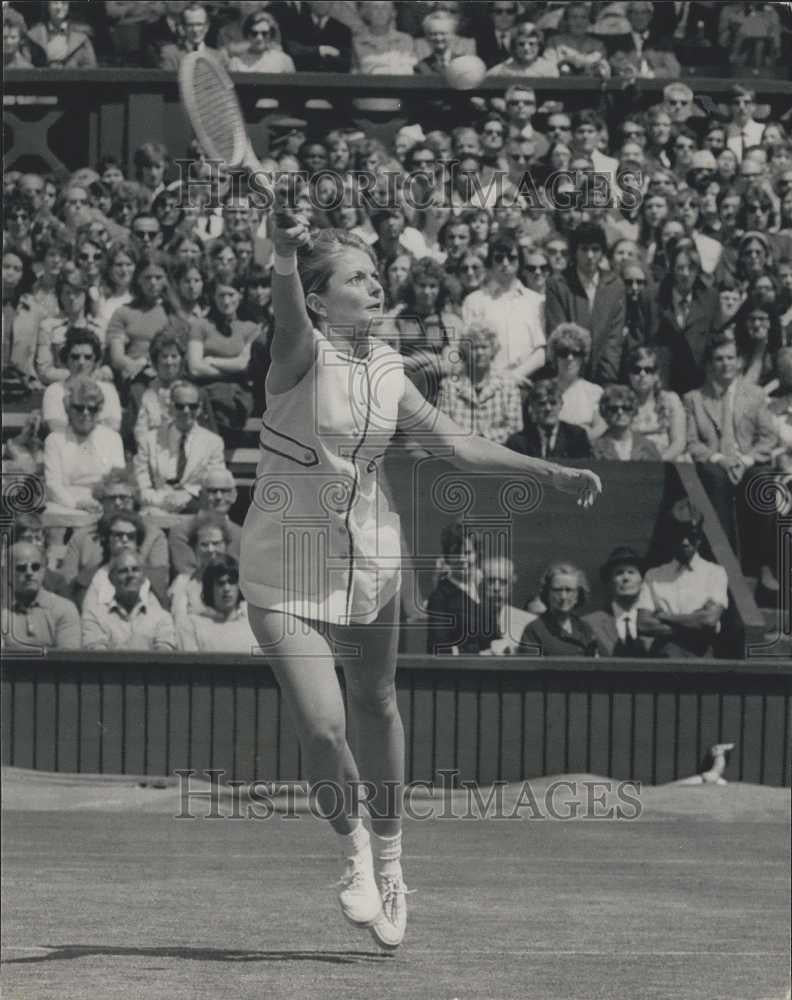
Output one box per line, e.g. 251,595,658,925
303,719,348,758
347,683,399,723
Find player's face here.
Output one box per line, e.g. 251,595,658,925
313,249,384,340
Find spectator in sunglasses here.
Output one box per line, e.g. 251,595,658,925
60,469,170,611
544,322,606,440
618,263,660,373
41,328,121,433
544,221,626,384
462,235,545,384
488,21,559,77
34,265,103,386
2,543,81,652
227,10,295,72
44,374,125,524
625,344,686,461
133,380,228,515
592,384,661,461
521,251,550,296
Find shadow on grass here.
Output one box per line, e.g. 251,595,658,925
2,944,392,965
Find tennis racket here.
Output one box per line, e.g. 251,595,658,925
179,50,299,229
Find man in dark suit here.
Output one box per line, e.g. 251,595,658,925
655,243,722,395
414,9,470,74
470,1,518,68
505,377,592,458
544,222,627,385
273,0,351,72
604,0,681,77
584,547,653,657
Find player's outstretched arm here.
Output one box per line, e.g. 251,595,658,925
397,379,602,509
269,210,314,382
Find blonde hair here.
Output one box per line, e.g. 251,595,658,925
547,322,592,362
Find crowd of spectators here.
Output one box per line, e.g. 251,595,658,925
3,0,792,656
4,2,792,77
425,501,730,658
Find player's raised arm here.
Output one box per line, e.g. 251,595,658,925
269,206,315,379
397,378,602,509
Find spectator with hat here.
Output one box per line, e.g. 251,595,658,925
637,501,728,658
584,546,653,657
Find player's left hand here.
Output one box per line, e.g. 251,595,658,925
551,466,602,508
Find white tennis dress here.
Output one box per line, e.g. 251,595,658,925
240,330,406,625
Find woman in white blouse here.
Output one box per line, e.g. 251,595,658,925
546,323,606,440
44,374,125,525
225,11,295,73
177,554,260,653
41,328,122,433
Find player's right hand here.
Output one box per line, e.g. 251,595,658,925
271,185,311,255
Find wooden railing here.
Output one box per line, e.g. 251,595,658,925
4,69,792,176
2,651,789,787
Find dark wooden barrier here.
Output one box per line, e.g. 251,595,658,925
2,653,789,787
4,69,792,175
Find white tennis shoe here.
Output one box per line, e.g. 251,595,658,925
336,849,383,927
369,871,411,950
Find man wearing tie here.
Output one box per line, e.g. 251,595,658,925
475,1,517,68
158,3,216,69
134,382,228,516
585,547,653,657
725,85,765,161
505,377,592,459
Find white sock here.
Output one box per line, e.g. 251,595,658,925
336,819,369,861
371,830,402,877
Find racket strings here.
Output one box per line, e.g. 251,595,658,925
192,60,243,164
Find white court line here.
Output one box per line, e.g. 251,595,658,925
2,945,788,958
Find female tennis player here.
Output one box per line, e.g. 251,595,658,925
240,211,602,950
